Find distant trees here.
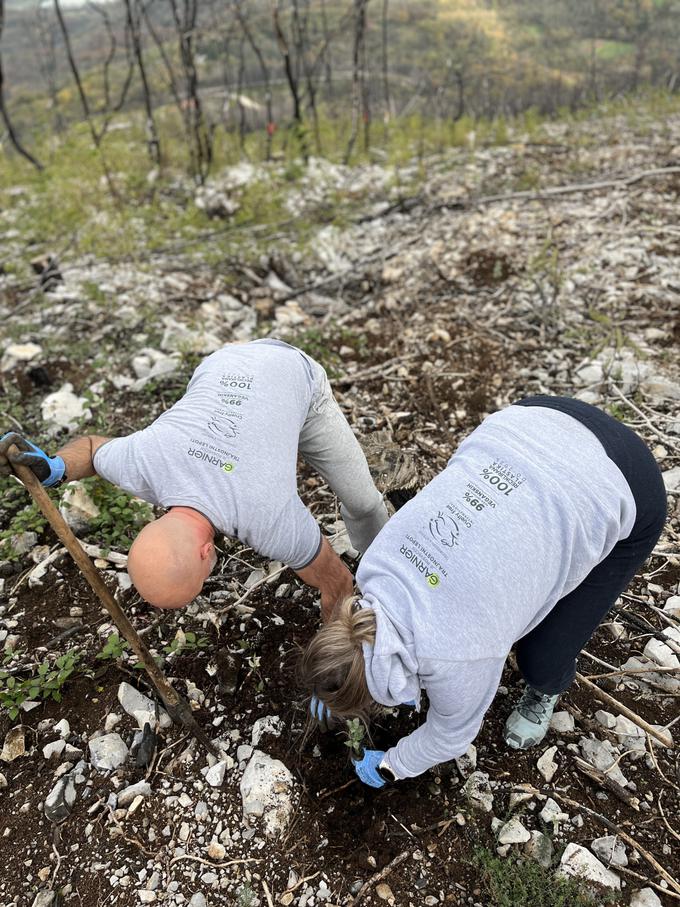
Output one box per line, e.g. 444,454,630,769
1,0,680,178
0,0,43,170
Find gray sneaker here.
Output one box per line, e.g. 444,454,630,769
504,686,560,750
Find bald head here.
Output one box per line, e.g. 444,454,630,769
128,509,216,609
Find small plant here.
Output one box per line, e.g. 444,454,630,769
471,847,600,907
73,477,154,551
0,649,83,720
235,883,257,907
163,630,210,656
344,717,366,759
0,498,49,561
97,632,130,661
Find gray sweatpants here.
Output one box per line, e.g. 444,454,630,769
298,367,388,554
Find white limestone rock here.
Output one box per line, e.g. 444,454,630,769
662,466,680,494
591,835,628,867
1,726,26,762
88,733,129,771
557,843,620,890
1,342,43,371
643,638,679,669
117,683,172,729
579,737,629,787
240,750,296,838
630,888,663,907
41,383,91,435
641,376,680,403
59,482,101,534
524,830,553,868
664,595,680,619
537,745,558,782
497,817,531,845
574,361,604,386
130,350,180,391
595,710,616,730
202,760,228,788
454,744,477,779
43,739,66,760
118,781,152,808
540,798,569,827
549,711,575,734
251,715,283,747
461,771,494,813
44,775,76,823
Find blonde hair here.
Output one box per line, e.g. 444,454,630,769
298,595,376,723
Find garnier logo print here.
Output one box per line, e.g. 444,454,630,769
399,544,442,587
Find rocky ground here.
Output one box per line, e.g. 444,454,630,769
1,103,680,907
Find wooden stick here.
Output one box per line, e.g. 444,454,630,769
617,866,680,902
261,879,275,907
434,165,680,212
575,673,673,748
551,792,680,897
571,756,639,810
349,850,409,906
9,451,218,756
584,666,680,680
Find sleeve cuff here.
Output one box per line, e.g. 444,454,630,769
290,527,323,571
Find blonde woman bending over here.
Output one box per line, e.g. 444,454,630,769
300,396,666,787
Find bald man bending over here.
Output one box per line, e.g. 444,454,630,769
1,340,389,618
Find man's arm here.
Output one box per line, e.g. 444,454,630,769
56,436,111,480
294,535,354,621
0,432,111,486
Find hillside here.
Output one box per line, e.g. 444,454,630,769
1,95,680,906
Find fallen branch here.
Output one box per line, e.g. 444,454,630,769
349,850,409,906
218,564,287,616
168,854,260,869
584,666,680,681
575,673,673,748
658,792,680,844
609,384,680,449
433,165,680,213
316,778,357,801
549,791,680,896
261,879,274,907
617,865,680,902
571,756,639,810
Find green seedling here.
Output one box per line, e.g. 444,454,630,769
97,632,130,661
163,630,210,656
0,649,83,720
345,717,367,759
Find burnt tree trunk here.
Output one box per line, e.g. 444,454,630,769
0,0,44,170
345,0,369,164
167,0,213,183
273,0,308,160
123,0,161,164
233,0,274,160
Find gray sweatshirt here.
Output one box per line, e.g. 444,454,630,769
356,404,636,779
94,340,324,569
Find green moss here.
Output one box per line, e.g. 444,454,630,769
471,847,603,907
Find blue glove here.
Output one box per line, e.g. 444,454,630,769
353,749,387,788
0,432,65,487
310,695,331,722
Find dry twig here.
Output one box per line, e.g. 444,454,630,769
349,850,409,906
575,673,673,747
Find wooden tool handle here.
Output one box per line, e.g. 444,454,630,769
9,448,217,754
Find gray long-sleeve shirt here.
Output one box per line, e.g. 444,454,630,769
93,340,324,569
356,404,636,779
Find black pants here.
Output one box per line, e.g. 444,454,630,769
513,396,667,695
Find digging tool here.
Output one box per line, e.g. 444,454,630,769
9,446,218,756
